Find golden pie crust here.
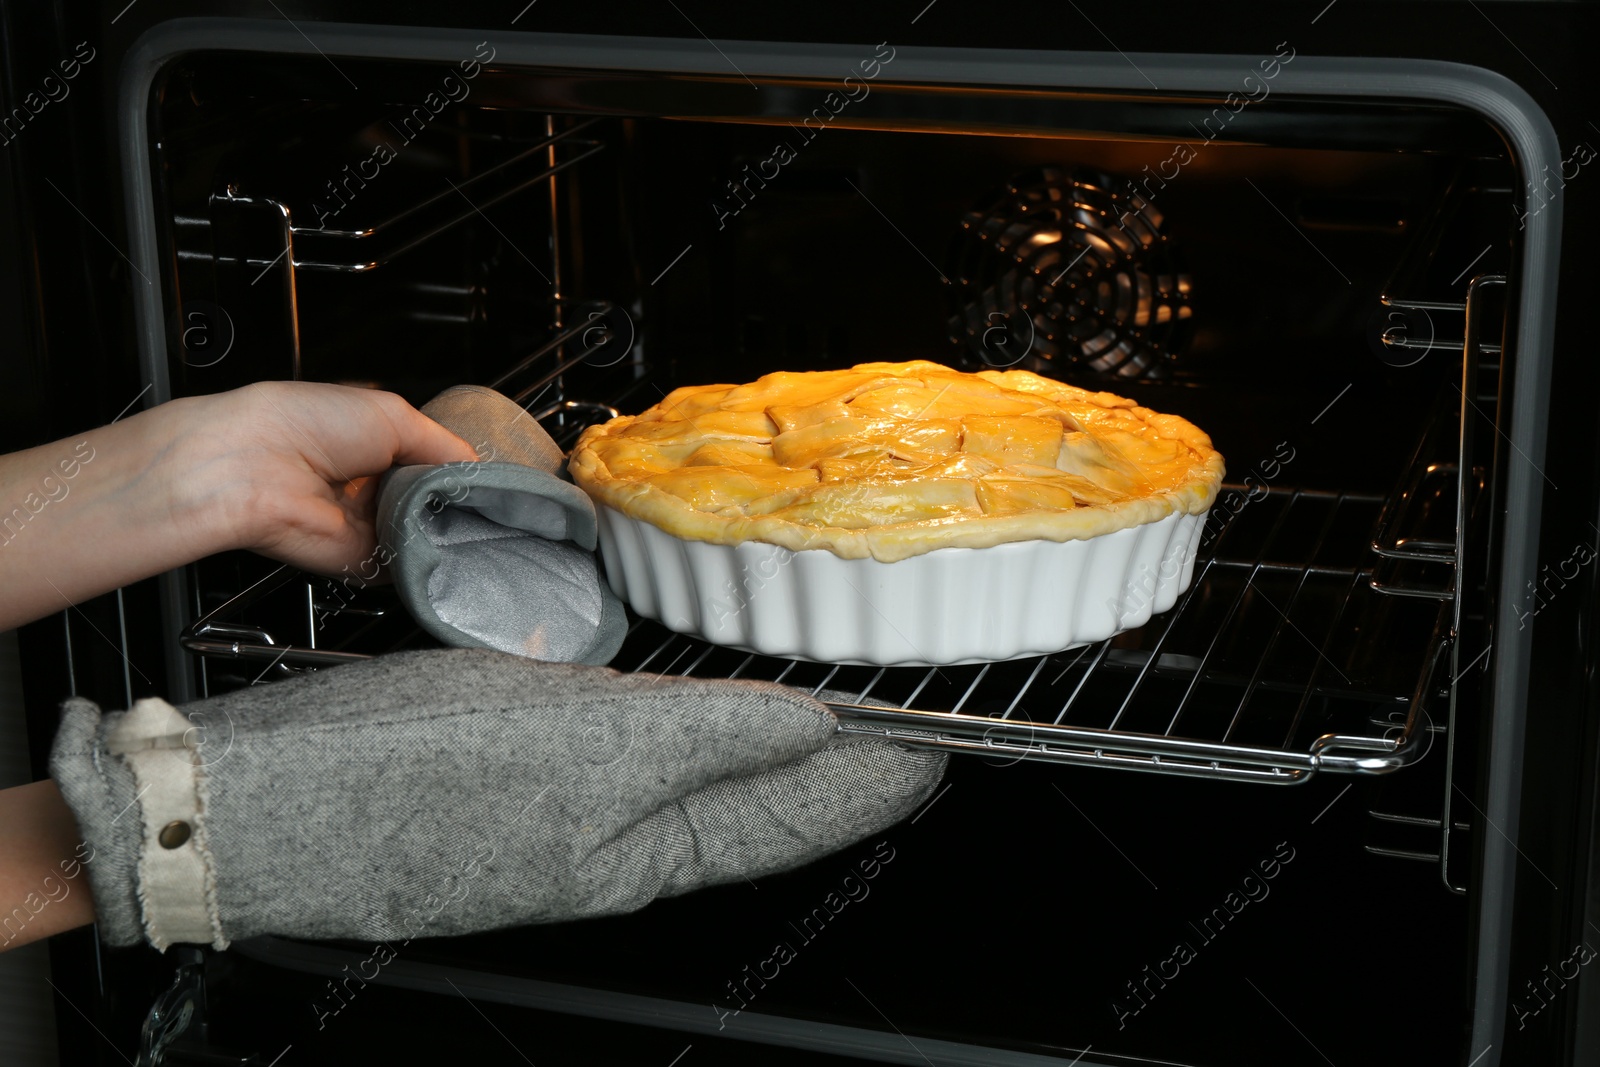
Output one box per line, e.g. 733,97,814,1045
568,360,1225,563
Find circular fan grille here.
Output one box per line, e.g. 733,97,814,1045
947,166,1193,379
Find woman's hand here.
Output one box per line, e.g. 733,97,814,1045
0,382,476,632
187,382,479,577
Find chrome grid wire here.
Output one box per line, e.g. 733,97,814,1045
607,485,1452,785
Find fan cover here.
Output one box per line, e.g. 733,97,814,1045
947,167,1193,378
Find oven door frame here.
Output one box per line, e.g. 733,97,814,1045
113,21,1565,1062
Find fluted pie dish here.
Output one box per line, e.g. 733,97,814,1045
568,361,1225,665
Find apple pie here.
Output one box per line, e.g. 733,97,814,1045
568,360,1225,564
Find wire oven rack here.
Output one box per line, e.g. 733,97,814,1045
182,476,1452,786
608,485,1452,785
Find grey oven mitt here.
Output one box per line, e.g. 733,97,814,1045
376,384,626,666
49,648,947,950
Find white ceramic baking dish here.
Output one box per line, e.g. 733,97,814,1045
594,505,1207,666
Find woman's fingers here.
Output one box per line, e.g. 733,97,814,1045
220,382,484,574
244,382,479,481
370,390,481,468
243,482,373,576
393,412,480,467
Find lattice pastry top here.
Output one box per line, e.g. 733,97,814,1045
569,360,1225,562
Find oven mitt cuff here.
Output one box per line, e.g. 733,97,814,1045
48,698,153,948
48,648,947,950
377,385,626,666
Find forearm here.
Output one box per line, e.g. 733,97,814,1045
0,396,235,632
0,382,478,634
0,780,97,948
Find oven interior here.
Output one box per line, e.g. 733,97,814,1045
135,50,1520,1065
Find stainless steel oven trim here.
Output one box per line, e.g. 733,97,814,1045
115,23,1563,1062
234,935,1107,1067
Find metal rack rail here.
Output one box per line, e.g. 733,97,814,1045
223,118,606,275
1375,169,1508,360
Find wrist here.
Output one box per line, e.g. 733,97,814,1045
142,392,255,561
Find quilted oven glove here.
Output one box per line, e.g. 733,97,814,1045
50,648,947,950
375,384,627,666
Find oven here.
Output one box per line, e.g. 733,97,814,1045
3,4,1597,1065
